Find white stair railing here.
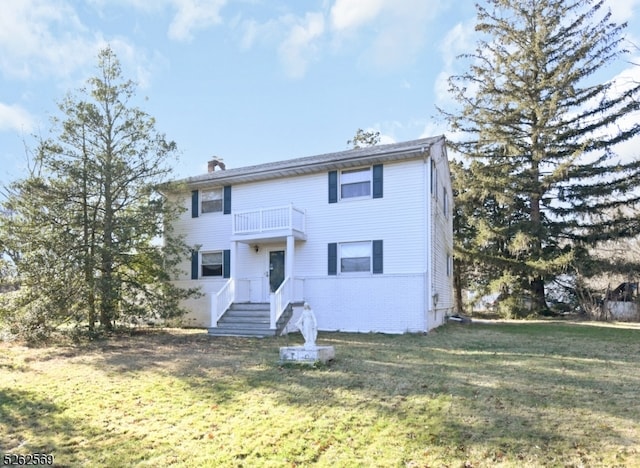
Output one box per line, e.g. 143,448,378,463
270,277,292,329
211,279,235,327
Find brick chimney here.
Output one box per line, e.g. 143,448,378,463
207,157,226,172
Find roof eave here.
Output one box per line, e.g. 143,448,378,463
180,136,444,189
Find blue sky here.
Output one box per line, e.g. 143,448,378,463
1,0,640,187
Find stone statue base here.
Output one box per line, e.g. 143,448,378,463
279,345,335,364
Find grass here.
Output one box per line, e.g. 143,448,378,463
1,322,639,467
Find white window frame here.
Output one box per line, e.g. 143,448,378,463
201,188,223,214
339,241,372,274
201,251,224,277
340,167,372,200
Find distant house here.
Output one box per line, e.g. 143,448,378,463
168,136,454,336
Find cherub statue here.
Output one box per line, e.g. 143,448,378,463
296,302,317,349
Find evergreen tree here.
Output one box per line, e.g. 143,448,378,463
0,47,197,336
442,0,640,314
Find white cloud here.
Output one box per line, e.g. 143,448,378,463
167,0,227,41
235,16,281,51
0,0,162,91
0,0,98,79
0,103,34,133
603,60,640,164
330,0,446,69
419,120,448,139
608,0,640,24
330,0,385,31
234,0,450,77
90,0,227,41
278,12,325,79
435,20,478,107
439,21,475,68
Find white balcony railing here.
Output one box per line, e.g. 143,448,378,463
233,204,305,236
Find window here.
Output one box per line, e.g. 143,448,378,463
328,240,383,275
443,188,449,217
446,254,453,277
340,241,371,273
341,168,371,199
191,249,230,279
329,165,382,203
202,252,223,277
431,160,437,195
201,189,223,213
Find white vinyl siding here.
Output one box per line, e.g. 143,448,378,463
430,143,454,324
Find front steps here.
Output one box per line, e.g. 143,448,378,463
207,302,293,337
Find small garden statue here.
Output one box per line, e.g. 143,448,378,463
296,302,317,349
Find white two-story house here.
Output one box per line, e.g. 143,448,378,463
168,135,454,336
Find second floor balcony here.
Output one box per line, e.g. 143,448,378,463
231,204,307,243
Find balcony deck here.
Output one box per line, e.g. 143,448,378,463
231,204,307,243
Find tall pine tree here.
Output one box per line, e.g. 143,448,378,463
0,48,197,336
442,0,640,314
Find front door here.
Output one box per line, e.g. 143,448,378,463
269,250,285,292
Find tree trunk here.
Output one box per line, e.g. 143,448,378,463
81,133,97,332
453,259,465,314
530,275,547,313
529,153,548,314
99,150,114,330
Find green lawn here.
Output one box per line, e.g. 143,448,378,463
1,322,639,467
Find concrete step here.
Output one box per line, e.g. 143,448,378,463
228,302,270,311
207,302,292,338
207,327,276,337
220,310,270,318
217,321,272,330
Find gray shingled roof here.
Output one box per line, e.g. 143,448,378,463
173,135,445,188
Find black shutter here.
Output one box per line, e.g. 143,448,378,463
223,186,232,214
191,251,198,279
223,249,231,278
372,164,383,199
328,243,337,275
372,240,383,274
191,190,199,218
328,171,338,204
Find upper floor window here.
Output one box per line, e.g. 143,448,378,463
201,189,223,213
329,165,382,203
341,168,371,199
